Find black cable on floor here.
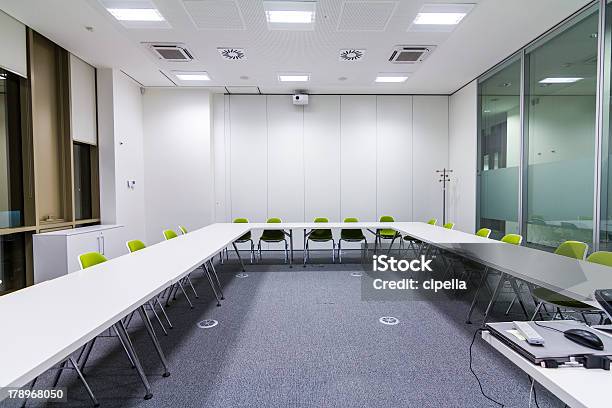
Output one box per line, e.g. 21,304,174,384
469,328,506,407
528,376,541,408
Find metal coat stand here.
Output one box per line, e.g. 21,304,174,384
436,168,452,225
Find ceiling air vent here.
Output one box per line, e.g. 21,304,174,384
339,49,365,62
218,48,246,60
147,43,194,62
388,46,435,64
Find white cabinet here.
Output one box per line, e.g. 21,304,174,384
33,225,124,283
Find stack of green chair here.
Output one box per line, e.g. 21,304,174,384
338,217,366,263
305,217,335,264
258,217,289,263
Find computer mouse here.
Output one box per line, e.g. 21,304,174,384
563,329,604,350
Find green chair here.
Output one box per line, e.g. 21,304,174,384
375,215,400,254
466,233,525,324
500,233,523,245
232,218,255,263
475,228,492,238
443,222,455,230
76,252,161,401
338,217,366,263
163,229,197,308
126,240,173,334
178,225,188,234
530,241,591,321
78,252,108,269
258,217,288,263
163,229,178,240
305,217,335,264
402,218,437,253
587,251,612,266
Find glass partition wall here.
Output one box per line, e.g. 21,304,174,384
478,60,521,240
477,1,610,252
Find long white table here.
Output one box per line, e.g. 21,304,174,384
1,221,611,405
482,330,612,408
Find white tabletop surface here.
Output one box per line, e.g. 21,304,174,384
482,330,612,408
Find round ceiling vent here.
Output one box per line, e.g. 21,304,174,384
339,49,365,61
218,48,246,60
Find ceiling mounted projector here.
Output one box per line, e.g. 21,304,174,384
293,94,308,105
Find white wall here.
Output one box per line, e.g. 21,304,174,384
97,69,146,249
142,89,213,244
213,94,449,237
449,81,478,233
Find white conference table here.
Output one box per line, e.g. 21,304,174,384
482,330,612,408
1,221,611,405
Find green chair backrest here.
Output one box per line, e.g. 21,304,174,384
475,228,491,238
341,217,364,241
178,225,188,234
554,240,588,260
163,229,178,240
233,218,251,241
427,218,437,225
79,252,107,269
127,239,146,253
500,234,523,245
261,218,285,241
443,222,454,229
586,251,612,267
378,215,397,238
310,217,332,241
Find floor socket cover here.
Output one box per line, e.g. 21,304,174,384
379,316,399,325
197,319,219,329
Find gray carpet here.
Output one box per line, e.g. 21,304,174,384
7,251,565,408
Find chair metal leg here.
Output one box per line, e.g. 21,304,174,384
69,357,100,407
114,322,153,400
249,240,254,263
482,273,507,324
338,239,342,264
79,337,97,374
284,240,288,264
20,377,38,408
332,241,336,263
177,279,194,309
186,274,199,299
508,279,529,319
148,300,168,336
466,266,489,324
203,263,222,306
51,360,68,388
531,301,544,321
138,306,171,377
208,260,224,299
155,296,173,329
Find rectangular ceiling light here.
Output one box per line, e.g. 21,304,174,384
264,1,316,30
174,71,211,81
375,75,409,83
107,8,164,21
413,12,466,25
278,74,310,82
539,77,583,84
409,3,474,32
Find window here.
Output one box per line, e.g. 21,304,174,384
0,68,24,228
477,59,521,239
0,232,26,294
524,8,598,248
73,142,92,220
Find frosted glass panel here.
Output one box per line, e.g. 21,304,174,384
477,59,520,239
525,9,598,248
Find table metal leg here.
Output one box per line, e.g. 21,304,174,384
482,272,506,324
20,377,38,408
69,357,99,407
203,263,222,306
177,279,194,309
138,306,171,377
208,260,224,299
232,242,245,272
509,279,529,319
114,322,153,400
466,266,489,324
155,296,173,329
289,230,293,268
